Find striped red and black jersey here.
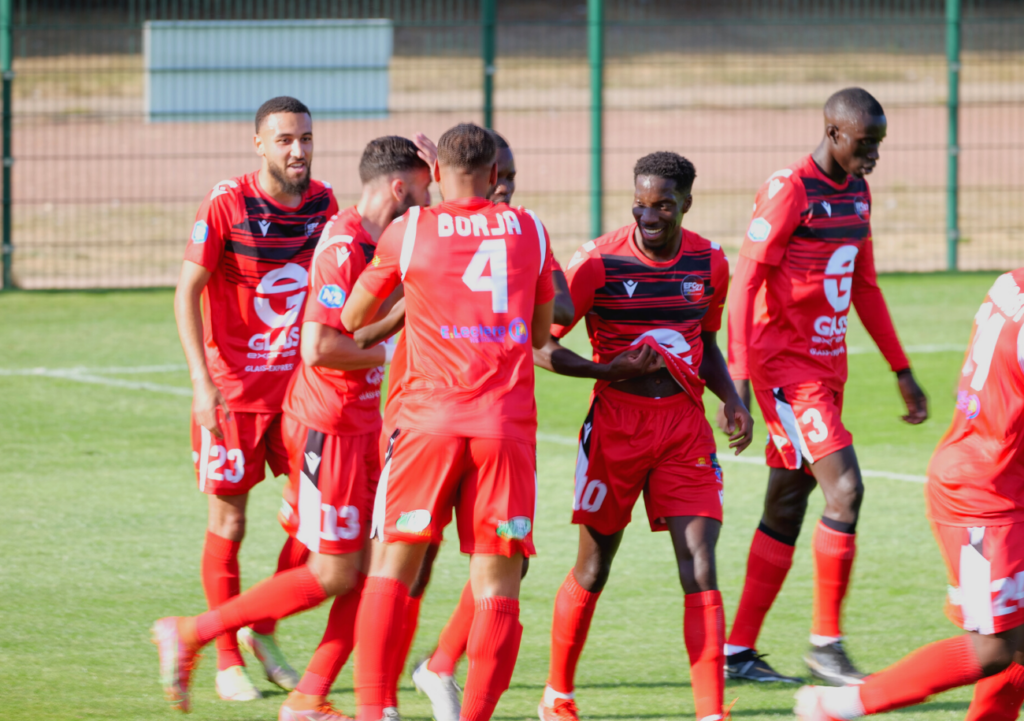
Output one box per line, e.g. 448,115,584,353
552,223,729,396
728,154,908,391
184,171,339,413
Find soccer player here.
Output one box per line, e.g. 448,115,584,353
535,151,754,721
795,268,1024,721
152,134,430,716
724,87,928,685
340,123,554,721
172,95,337,702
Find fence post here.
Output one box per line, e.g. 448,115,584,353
946,0,960,271
588,0,603,240
0,0,11,290
481,0,496,129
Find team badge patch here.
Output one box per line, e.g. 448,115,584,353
681,275,705,303
317,284,346,309
496,516,532,541
396,510,432,535
508,317,529,344
747,217,771,242
854,196,870,221
957,390,981,420
191,220,208,244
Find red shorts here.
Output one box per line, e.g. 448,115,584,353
933,521,1024,635
755,382,853,470
373,429,537,557
572,388,723,535
279,414,379,556
191,410,288,495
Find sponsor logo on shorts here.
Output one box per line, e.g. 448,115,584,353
711,453,723,483
747,217,771,242
317,284,346,309
191,220,208,244
495,516,532,541
508,317,529,344
680,275,705,303
396,509,432,535
854,196,870,221
957,390,981,420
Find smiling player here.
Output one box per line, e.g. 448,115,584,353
723,87,928,685
172,96,337,703
535,151,754,721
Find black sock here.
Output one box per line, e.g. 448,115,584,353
757,520,798,546
819,516,856,534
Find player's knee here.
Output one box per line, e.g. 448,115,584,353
975,633,1017,676
828,475,864,515
763,505,805,539
574,555,613,593
310,557,361,597
208,514,246,541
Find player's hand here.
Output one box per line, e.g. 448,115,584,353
716,378,750,433
897,369,928,425
193,378,229,440
720,395,754,454
603,344,663,381
413,133,438,167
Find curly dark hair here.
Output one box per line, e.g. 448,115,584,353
255,96,311,133
633,151,696,193
437,123,497,171
358,136,430,184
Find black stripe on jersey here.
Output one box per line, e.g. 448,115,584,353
303,429,326,489
360,241,375,264
801,177,868,198
243,192,334,220
791,223,870,241
224,233,322,262
592,251,715,324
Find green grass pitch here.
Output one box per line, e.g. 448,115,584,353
0,272,1003,720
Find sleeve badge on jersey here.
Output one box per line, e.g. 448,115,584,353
191,220,208,244
317,284,346,309
371,255,382,267
747,217,771,242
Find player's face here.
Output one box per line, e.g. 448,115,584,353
394,167,433,216
488,148,516,205
632,175,691,251
256,112,313,195
833,114,886,178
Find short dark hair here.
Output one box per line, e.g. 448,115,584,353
489,129,510,150
358,136,430,184
255,96,311,133
437,123,497,172
633,151,696,193
824,87,885,122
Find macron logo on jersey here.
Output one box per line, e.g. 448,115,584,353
623,280,639,298
258,220,272,237
747,217,772,242
191,220,208,244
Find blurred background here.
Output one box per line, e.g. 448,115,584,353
3,0,1022,289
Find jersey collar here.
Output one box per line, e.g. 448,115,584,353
627,224,687,268
806,154,852,191
441,196,492,212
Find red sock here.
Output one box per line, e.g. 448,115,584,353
194,565,327,646
727,529,795,650
812,522,856,638
201,531,245,670
860,635,982,714
252,535,310,636
967,662,1024,721
684,590,725,721
354,576,409,721
461,596,523,721
384,594,422,707
547,571,601,695
429,580,475,676
295,574,366,697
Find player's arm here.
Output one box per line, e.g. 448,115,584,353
535,337,662,380
532,299,554,350
701,330,753,454
552,267,574,327
341,279,389,332
301,321,388,370
354,295,405,349
174,259,229,439
851,238,928,424
725,255,771,409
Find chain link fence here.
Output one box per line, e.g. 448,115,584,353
4,0,1023,289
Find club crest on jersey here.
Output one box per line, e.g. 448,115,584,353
495,516,532,541
956,390,981,420
396,510,432,535
681,275,705,303
306,220,319,236
747,217,771,242
317,284,346,309
854,197,870,221
508,317,529,344
191,220,208,244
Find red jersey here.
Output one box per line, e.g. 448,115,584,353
185,171,338,412
357,197,554,443
553,223,729,398
927,269,1024,526
728,155,908,391
283,206,385,436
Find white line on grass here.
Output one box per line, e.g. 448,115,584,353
5,365,931,483
848,343,963,355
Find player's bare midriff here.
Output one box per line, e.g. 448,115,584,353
613,367,683,398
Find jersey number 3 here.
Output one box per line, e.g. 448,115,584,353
462,239,508,312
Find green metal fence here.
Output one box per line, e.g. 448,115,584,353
2,0,1023,289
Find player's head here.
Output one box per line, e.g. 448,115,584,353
435,123,498,200
822,87,887,178
253,96,313,196
486,130,516,205
359,136,432,217
631,151,695,252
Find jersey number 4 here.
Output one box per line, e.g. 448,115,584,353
462,239,508,313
